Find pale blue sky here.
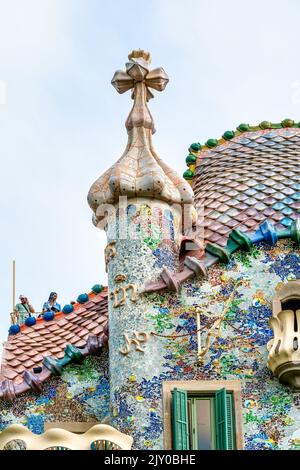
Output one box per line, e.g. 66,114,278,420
0,0,300,349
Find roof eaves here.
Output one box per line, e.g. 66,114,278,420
0,332,108,401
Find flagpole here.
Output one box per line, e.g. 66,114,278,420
12,260,16,312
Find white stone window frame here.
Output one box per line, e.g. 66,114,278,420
162,379,244,450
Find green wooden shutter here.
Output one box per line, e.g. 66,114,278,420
215,388,228,450
172,388,189,450
226,393,235,450
216,389,236,450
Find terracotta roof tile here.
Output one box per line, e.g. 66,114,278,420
69,328,81,337
63,313,77,321
42,343,56,350
27,331,41,338
4,369,18,380
55,339,68,345
33,354,44,362
74,307,87,315
63,324,78,332
9,359,21,368
34,323,47,331
24,360,35,368
13,349,26,356
22,346,34,352
81,319,93,328
3,351,16,361
56,318,69,328
42,322,57,329
75,318,88,326
83,310,100,320
87,321,99,330
71,336,81,343
93,325,104,335
80,301,95,309
50,347,62,354
98,315,108,323
0,290,108,384
63,333,75,341
21,355,31,362
78,329,91,338
25,350,40,358
47,324,60,332
14,376,24,385
19,338,35,345
42,351,52,358
4,343,17,351
35,346,48,353
57,330,73,338
90,297,102,304
42,332,54,340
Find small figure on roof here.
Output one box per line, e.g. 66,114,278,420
14,295,35,325
42,292,61,314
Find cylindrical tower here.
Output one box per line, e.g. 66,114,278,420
88,50,195,449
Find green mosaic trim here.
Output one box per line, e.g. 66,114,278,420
183,119,300,181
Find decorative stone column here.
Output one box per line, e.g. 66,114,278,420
88,50,194,449
268,280,300,390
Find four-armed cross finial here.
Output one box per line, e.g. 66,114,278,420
111,50,169,133
88,49,194,221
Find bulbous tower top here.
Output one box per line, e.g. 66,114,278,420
87,50,194,227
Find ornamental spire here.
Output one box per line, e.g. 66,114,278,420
111,49,169,133
88,50,194,226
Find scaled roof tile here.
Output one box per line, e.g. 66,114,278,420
193,128,300,246
0,289,108,385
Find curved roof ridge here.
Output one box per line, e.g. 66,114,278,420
183,118,300,182
144,218,300,294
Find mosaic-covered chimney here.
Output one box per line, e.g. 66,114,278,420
87,50,195,446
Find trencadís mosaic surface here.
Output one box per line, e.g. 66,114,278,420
0,352,109,434
110,240,300,450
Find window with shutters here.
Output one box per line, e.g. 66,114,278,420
163,380,243,450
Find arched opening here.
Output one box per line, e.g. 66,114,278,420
282,298,300,312
0,424,133,450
